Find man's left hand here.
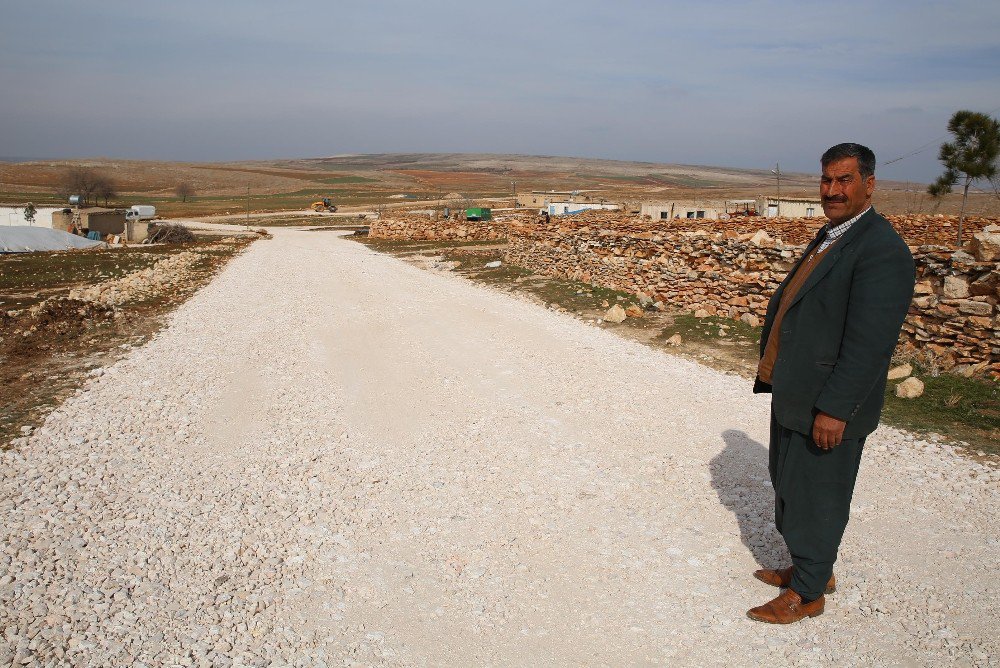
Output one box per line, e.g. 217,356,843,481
812,411,847,450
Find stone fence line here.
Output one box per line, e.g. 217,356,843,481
369,213,1000,379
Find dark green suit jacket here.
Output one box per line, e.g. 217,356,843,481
753,208,915,439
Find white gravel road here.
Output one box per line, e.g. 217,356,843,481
2,229,998,667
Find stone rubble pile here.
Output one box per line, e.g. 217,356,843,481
371,211,1000,378
68,252,203,307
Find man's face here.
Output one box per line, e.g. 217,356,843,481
820,157,875,225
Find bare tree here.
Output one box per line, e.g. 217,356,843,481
95,176,117,206
59,167,116,206
175,182,195,202
59,167,98,205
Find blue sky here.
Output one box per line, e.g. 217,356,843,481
2,1,998,182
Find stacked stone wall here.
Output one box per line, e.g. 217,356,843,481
502,215,1000,378
368,216,508,241
368,211,1000,377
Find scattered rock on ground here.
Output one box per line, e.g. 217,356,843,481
895,376,925,398
604,304,627,323
625,304,644,318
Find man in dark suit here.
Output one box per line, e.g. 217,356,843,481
746,143,915,624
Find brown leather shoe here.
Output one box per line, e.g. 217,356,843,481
753,566,836,594
747,589,825,624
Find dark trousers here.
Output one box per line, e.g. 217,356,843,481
769,409,866,600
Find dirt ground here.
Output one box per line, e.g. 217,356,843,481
0,236,259,447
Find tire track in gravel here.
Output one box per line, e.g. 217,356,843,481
1,228,998,667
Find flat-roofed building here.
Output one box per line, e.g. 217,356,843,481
517,190,607,209
640,201,724,220
759,196,823,218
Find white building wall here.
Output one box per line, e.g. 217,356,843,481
548,202,620,215
640,202,720,220
761,198,823,218
0,206,58,228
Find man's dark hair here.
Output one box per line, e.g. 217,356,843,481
822,143,876,178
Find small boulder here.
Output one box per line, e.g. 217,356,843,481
484,260,502,268
625,304,645,318
895,376,925,399
604,304,627,323
665,333,682,346
740,313,760,327
694,309,710,319
887,363,912,381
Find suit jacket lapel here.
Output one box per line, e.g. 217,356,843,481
770,226,826,308
786,207,877,310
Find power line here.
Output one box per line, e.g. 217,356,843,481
882,105,1000,166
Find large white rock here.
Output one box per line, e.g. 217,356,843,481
895,376,925,399
604,304,627,323
971,225,1000,262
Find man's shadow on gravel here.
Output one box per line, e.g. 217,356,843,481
710,429,787,568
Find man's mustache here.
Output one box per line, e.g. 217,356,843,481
823,196,848,203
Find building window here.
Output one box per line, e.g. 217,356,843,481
696,210,705,218
660,211,670,219
686,211,695,219
806,207,815,216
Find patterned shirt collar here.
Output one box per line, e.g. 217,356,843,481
816,205,871,252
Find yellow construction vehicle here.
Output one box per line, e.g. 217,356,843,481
311,197,338,213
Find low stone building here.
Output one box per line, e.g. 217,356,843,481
516,190,608,210
50,207,150,242
51,207,127,235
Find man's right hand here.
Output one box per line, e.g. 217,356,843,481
812,411,847,450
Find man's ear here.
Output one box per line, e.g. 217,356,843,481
865,175,876,198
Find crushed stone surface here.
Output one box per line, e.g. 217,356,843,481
1,228,997,667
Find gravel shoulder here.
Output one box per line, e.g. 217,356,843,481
2,228,997,666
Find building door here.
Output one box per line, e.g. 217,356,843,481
767,204,778,217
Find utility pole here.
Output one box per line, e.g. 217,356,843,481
246,185,250,231
511,181,517,207
770,162,782,217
